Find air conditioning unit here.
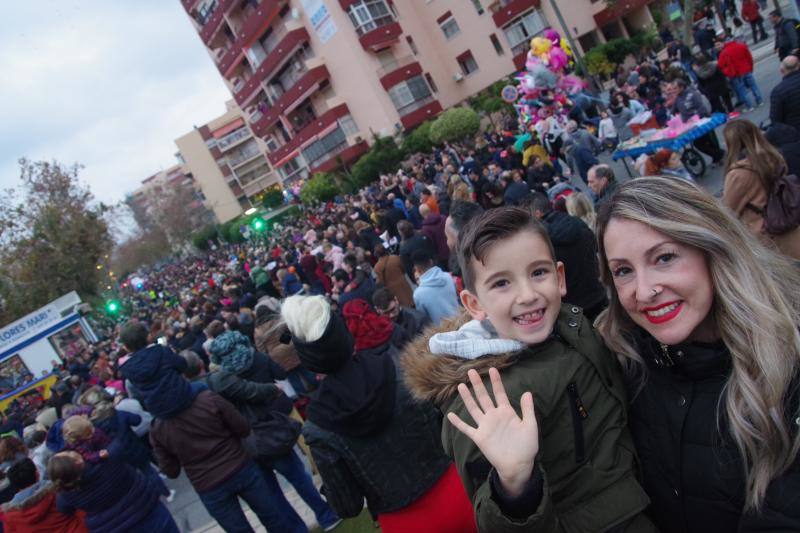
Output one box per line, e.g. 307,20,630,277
453,72,464,82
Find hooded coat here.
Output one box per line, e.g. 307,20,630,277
421,213,451,264
401,306,653,532
373,254,414,308
118,345,196,419
2,481,87,533
413,266,459,326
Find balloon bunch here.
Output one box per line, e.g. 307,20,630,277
512,28,585,129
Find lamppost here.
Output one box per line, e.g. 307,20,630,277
547,0,598,91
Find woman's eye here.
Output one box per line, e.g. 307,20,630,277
656,252,676,264
612,266,631,278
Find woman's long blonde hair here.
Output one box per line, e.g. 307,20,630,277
595,177,800,511
565,192,597,231
723,119,786,189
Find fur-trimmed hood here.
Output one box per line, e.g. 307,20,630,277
2,480,55,514
401,311,525,406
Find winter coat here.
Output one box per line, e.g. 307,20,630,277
695,62,730,103
118,345,196,419
609,107,635,141
503,181,532,206
774,18,799,58
413,267,459,326
770,71,800,133
55,454,160,532
337,274,375,308
718,41,754,78
399,233,437,278
672,87,710,121
392,307,431,348
421,213,450,264
374,255,414,308
93,410,150,470
401,306,652,532
765,122,800,178
2,481,87,533
741,0,762,22
149,390,251,493
628,332,800,532
723,161,800,259
302,382,452,518
254,317,301,372
541,211,607,314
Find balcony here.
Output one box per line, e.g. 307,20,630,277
377,56,422,90
311,140,369,174
490,0,540,28
198,0,235,45
217,1,283,78
250,64,331,137
268,103,351,167
511,40,529,70
358,21,402,52
216,126,252,151
399,97,443,130
594,0,651,26
234,27,310,107
228,144,263,168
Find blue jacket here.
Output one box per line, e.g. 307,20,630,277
119,345,196,419
413,267,459,326
95,410,150,469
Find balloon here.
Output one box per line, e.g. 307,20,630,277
531,37,552,58
548,47,569,72
525,53,542,71
543,28,561,46
530,64,557,90
560,38,573,58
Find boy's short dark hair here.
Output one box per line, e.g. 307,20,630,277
458,206,556,293
8,458,37,489
372,287,394,311
333,269,350,282
119,321,148,351
412,249,434,269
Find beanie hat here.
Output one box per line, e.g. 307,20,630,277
209,331,254,374
292,312,354,374
342,299,394,352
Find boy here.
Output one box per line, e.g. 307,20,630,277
402,207,654,532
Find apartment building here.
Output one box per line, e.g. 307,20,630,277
174,100,281,223
126,164,214,231
180,0,655,184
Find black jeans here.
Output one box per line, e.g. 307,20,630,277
750,18,768,42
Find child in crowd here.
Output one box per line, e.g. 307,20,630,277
61,416,110,464
402,207,655,532
598,109,619,152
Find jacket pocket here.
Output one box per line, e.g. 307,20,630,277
566,381,589,463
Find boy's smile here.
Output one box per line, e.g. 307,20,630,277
461,231,566,345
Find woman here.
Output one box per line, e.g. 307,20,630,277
373,245,414,308
565,191,597,231
722,119,800,259
596,177,800,531
281,295,476,533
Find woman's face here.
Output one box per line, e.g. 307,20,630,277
603,218,717,345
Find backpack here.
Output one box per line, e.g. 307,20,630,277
748,174,800,235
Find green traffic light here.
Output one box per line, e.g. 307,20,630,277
106,301,119,313
252,219,265,231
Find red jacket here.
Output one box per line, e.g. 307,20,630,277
2,483,87,533
718,41,754,78
741,0,762,22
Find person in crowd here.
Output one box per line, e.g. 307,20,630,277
695,21,717,57
770,9,799,59
694,52,734,114
669,78,726,164
412,249,459,326
530,194,608,320
420,188,440,215
49,447,178,532
722,119,800,259
372,244,414,308
770,55,800,131
717,36,763,111
741,0,768,43
526,156,557,192
1,457,87,532
597,109,619,151
0,435,29,504
397,220,436,279
419,203,451,268
565,192,597,232
596,176,800,531
402,206,654,532
765,121,800,177
372,287,430,348
281,295,477,532
642,149,695,180
587,164,619,210
206,331,342,532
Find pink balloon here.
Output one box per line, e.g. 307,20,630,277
543,28,561,46
548,47,569,72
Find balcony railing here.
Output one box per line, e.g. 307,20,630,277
490,0,540,28
399,99,443,130
217,1,282,77
228,146,262,168
267,103,350,166
510,40,529,57
358,21,402,52
376,55,417,78
250,65,330,137
217,127,252,151
397,95,435,117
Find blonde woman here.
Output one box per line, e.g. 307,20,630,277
722,119,800,259
565,192,597,231
596,177,800,531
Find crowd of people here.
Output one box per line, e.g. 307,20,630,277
0,3,799,533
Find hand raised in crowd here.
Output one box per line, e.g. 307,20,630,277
447,368,539,498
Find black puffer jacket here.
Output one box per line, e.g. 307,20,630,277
302,382,451,518
541,211,607,318
628,332,800,532
770,71,800,133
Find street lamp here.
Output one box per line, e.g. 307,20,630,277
244,207,257,215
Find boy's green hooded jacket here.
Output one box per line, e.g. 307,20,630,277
402,304,655,532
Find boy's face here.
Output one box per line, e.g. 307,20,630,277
460,231,566,345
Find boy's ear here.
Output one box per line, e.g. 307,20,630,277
460,289,487,321
556,261,567,298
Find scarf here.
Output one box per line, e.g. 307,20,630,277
209,331,254,373
342,299,395,352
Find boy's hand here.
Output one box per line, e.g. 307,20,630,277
447,368,539,498
99,449,109,460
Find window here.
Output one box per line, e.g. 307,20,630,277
406,35,418,55
440,16,461,40
388,75,433,115
457,51,479,76
302,127,348,167
196,0,218,25
490,34,504,55
348,0,394,36
504,10,548,56
424,73,438,93
471,0,484,15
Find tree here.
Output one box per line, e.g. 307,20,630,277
261,187,284,209
468,80,515,128
0,159,113,324
429,107,481,145
349,136,404,187
112,227,171,277
144,184,211,246
401,121,434,155
300,172,340,205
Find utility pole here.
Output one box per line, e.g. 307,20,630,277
547,0,598,91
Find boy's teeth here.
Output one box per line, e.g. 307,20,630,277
646,302,680,317
515,310,543,322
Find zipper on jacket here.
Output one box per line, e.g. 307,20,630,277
567,382,588,463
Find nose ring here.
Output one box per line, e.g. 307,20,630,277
652,287,662,297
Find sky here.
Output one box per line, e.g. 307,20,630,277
0,0,232,205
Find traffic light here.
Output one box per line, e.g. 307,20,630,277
105,300,120,314
252,218,265,232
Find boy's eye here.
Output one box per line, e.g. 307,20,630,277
491,279,509,289
531,268,548,278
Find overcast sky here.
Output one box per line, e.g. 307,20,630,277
0,0,232,204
